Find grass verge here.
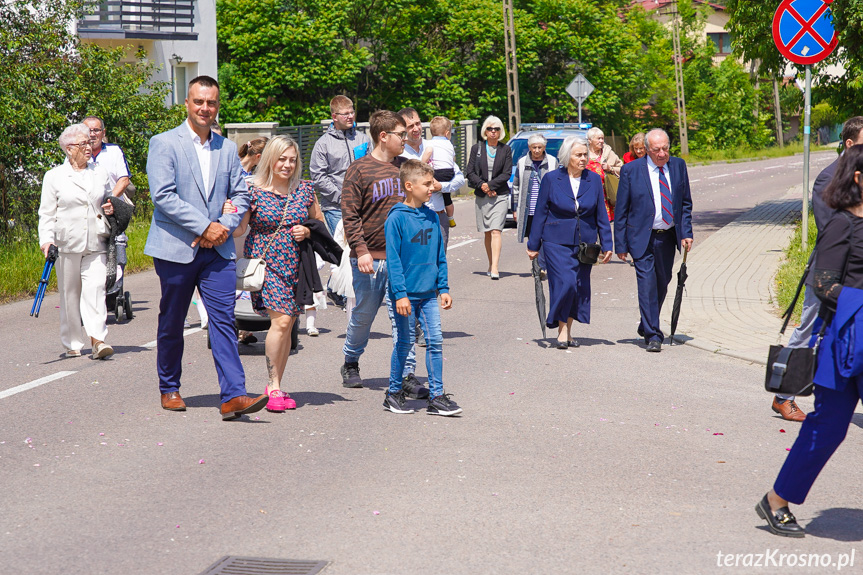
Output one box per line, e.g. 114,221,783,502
0,218,153,305
775,214,818,324
686,141,834,164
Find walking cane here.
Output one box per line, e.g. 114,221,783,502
30,245,58,318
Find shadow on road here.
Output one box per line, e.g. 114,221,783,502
692,207,749,233
805,507,863,541
290,391,353,406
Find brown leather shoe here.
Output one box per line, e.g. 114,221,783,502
220,394,268,421
772,397,806,422
161,391,186,411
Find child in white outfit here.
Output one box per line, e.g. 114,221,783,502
428,116,457,227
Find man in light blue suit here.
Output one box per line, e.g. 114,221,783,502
145,75,267,420
614,129,693,352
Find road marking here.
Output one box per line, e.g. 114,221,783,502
690,179,701,183
448,238,479,251
763,165,783,170
735,169,756,174
0,371,77,400
143,327,202,349
787,161,803,166
707,174,729,179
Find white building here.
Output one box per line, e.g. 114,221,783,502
73,0,218,106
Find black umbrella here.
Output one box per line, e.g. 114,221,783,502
531,258,547,339
668,249,689,345
105,196,135,290
31,244,58,318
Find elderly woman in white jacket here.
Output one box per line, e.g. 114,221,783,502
38,123,115,359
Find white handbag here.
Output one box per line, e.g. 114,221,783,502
235,197,290,291
236,257,267,291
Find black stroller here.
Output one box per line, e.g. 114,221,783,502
104,194,136,322
105,234,133,322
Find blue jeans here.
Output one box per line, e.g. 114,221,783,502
342,259,415,376
390,296,443,397
322,208,342,236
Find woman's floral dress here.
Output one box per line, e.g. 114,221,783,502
244,180,315,317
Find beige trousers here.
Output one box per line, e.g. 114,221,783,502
56,251,108,351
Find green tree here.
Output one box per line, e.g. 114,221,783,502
0,0,184,240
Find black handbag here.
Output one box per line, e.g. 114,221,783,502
764,212,853,396
574,185,601,265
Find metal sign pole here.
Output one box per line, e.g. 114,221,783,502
802,65,811,251
578,101,582,124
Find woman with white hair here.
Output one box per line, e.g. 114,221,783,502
38,123,115,359
234,135,324,412
586,126,623,221
527,136,612,348
466,115,513,280
513,133,558,272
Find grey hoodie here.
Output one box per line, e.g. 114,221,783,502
309,123,373,211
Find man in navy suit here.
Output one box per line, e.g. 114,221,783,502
614,129,693,352
145,75,267,419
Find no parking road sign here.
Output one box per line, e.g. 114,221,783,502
772,0,838,65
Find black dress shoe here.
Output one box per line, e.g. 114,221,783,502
556,340,568,350
568,339,580,348
646,340,662,352
756,494,805,538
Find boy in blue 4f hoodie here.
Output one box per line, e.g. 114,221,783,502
383,159,462,416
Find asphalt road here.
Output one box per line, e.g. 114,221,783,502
3,150,861,575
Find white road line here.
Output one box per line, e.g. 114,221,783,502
143,327,202,349
735,169,756,174
689,179,701,183
0,371,77,400
763,165,783,170
707,174,729,179
448,238,479,251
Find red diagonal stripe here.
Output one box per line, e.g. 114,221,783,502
660,191,672,203
785,3,831,51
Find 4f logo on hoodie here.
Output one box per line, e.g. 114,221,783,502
411,228,433,245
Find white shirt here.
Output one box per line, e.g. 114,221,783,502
88,143,130,190
569,174,581,211
646,155,673,230
401,139,466,212
428,136,456,170
185,119,213,193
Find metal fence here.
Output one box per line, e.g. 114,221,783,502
275,121,477,180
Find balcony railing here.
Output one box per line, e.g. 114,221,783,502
77,0,197,41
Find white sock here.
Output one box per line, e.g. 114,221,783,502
306,310,316,330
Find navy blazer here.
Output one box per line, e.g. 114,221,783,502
613,156,693,259
527,168,612,250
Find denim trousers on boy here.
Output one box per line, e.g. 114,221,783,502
390,296,443,397
342,258,415,376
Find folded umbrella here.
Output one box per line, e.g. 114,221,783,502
532,258,547,339
669,249,689,345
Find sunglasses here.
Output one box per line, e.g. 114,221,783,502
486,127,501,132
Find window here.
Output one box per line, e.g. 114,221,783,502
173,65,187,105
708,32,733,55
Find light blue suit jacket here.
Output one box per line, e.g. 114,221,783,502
144,122,249,263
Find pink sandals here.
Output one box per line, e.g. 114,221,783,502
265,385,297,412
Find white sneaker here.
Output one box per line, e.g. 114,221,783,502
306,326,319,337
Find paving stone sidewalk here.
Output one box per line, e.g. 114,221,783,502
661,184,809,364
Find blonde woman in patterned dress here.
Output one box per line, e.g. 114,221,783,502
234,136,324,412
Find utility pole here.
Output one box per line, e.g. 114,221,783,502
670,1,689,156
503,0,521,137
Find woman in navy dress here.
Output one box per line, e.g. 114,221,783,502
527,136,613,348
234,136,323,412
